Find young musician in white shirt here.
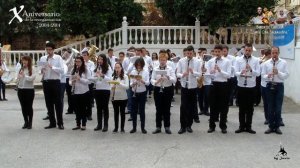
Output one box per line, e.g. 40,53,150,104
234,43,260,134
17,56,36,129
70,56,91,130
262,46,289,134
207,45,231,134
111,63,129,133
151,52,176,134
93,54,113,132
129,58,149,134
176,45,201,134
40,42,65,130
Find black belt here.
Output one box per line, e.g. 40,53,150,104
43,79,60,82
267,82,283,85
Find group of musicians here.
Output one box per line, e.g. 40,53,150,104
14,41,289,135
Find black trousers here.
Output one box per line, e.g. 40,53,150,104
180,87,197,128
87,83,94,117
112,100,128,130
18,89,35,125
94,90,110,128
237,87,255,129
132,91,147,129
74,92,89,126
154,86,173,128
43,80,63,126
0,77,6,99
209,82,229,130
255,76,261,105
65,78,74,113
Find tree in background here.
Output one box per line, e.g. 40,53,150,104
46,0,145,38
156,0,278,30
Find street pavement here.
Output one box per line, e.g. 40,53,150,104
0,89,300,168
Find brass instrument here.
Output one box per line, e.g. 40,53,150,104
132,71,141,97
15,67,25,89
185,59,191,88
197,61,205,88
110,80,120,101
88,45,99,63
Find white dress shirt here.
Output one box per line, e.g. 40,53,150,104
92,66,113,90
176,57,201,89
224,54,236,77
235,55,260,87
17,67,36,89
40,54,64,80
151,65,176,87
261,58,289,83
111,75,129,100
64,56,74,78
260,60,269,87
130,69,149,93
121,57,130,73
70,68,91,94
108,55,117,69
207,57,231,82
85,60,95,76
60,64,68,83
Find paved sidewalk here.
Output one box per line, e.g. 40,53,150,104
0,89,299,168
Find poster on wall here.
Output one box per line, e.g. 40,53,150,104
272,24,295,60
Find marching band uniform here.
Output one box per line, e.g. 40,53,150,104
262,57,289,134
151,65,176,134
93,66,113,132
207,56,231,133
176,57,201,134
40,53,65,129
71,66,91,130
111,74,129,133
17,66,36,129
234,55,260,134
129,68,149,134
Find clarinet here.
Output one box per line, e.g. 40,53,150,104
271,58,276,89
244,57,249,86
71,66,79,95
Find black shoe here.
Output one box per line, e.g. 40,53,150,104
178,128,186,134
264,120,269,125
3,98,7,101
280,121,285,127
0,98,2,101
235,128,244,133
246,129,256,134
207,128,215,133
165,127,172,134
87,116,92,121
186,127,193,133
72,126,81,130
27,125,32,129
43,116,49,120
194,119,200,123
221,129,227,134
128,118,133,121
152,128,161,134
130,128,136,133
102,127,108,132
94,125,102,131
81,126,86,130
121,129,125,133
58,125,64,130
275,128,282,135
65,112,73,114
113,128,118,133
22,123,28,129
199,111,205,115
141,129,147,134
264,128,273,134
44,125,56,129
204,112,210,116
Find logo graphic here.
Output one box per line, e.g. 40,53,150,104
274,143,290,160
8,5,24,24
